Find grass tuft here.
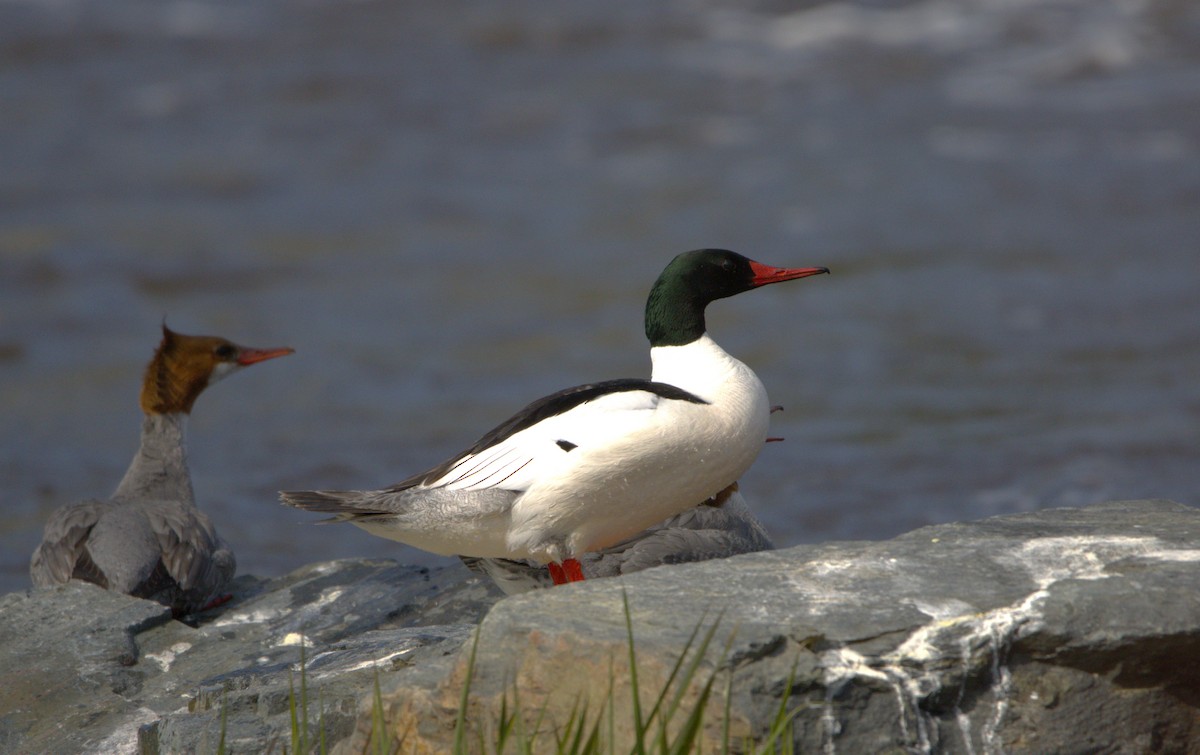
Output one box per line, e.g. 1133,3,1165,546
442,588,797,754
287,636,314,754
367,667,394,755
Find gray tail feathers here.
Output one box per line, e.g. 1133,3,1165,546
279,490,382,521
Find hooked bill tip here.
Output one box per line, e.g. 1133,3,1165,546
748,261,830,286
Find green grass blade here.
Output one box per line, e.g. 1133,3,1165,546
663,611,723,723
509,679,538,755
318,686,327,755
288,667,299,755
754,658,801,754
554,696,585,753
217,690,228,755
369,667,394,755
666,663,721,755
643,629,698,749
722,666,733,755
621,589,645,755
453,628,482,753
662,614,728,755
606,656,616,755
300,637,309,754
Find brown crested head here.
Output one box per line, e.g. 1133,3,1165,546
139,324,295,414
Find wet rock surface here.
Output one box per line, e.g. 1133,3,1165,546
370,499,1200,753
2,500,1198,753
0,559,496,754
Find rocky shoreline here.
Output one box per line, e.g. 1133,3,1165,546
3,499,1198,753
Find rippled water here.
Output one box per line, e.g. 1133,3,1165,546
2,0,1198,594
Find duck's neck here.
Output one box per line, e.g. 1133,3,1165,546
649,334,751,401
112,412,196,505
645,274,708,348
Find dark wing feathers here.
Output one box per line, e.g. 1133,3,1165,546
128,560,179,602
30,499,108,587
144,504,219,590
70,547,111,588
141,503,235,614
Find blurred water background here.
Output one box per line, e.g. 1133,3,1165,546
2,0,1198,594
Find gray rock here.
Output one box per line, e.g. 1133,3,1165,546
3,500,1198,754
357,499,1200,754
0,558,499,754
0,580,172,754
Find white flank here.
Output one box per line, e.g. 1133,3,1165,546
354,332,775,564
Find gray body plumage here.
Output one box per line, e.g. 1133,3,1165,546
31,413,236,615
461,486,773,594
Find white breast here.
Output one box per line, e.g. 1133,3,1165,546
506,335,771,563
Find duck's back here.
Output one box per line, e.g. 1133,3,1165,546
31,497,235,615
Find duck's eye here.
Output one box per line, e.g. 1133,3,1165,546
214,344,237,359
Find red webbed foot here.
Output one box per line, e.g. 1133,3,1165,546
199,593,233,611
547,559,586,585
563,558,585,582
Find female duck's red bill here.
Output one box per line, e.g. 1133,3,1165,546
236,346,296,366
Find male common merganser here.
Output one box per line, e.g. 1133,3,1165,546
461,481,774,594
280,249,826,584
30,325,293,616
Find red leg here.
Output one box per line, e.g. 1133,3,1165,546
547,561,568,585
199,593,233,611
563,558,585,582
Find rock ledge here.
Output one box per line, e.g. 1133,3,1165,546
2,500,1197,753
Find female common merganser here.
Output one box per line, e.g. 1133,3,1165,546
280,249,826,584
30,325,294,616
461,481,775,594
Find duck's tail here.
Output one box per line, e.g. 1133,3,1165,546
279,489,384,522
